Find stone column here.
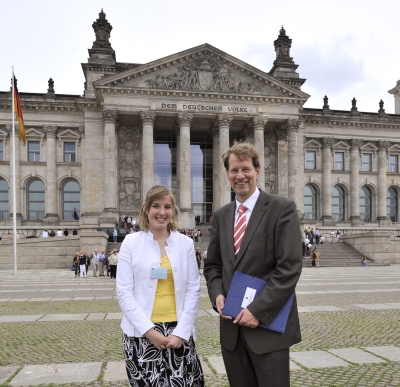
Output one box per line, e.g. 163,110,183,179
253,115,268,191
350,139,362,225
5,125,22,225
174,126,181,205
102,110,118,213
275,126,288,197
286,119,301,203
296,130,305,218
177,112,194,229
211,126,220,211
377,141,390,225
321,137,335,225
140,111,156,201
217,115,233,207
43,125,59,225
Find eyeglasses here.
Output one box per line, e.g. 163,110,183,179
227,167,254,175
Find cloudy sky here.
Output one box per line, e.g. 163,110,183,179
2,0,399,113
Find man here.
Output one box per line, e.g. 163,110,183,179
98,250,106,276
63,228,69,237
195,247,202,272
314,248,321,267
91,249,99,277
315,227,321,244
79,251,87,278
56,229,63,237
204,141,302,387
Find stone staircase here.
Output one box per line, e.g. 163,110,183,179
303,241,385,267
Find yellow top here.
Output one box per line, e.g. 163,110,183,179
151,255,177,323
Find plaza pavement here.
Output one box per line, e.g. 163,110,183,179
0,265,400,386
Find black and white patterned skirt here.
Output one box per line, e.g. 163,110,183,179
122,322,206,387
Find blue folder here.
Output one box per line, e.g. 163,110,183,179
222,271,295,334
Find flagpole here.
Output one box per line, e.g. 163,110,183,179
11,68,18,275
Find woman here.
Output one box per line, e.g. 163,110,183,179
73,252,80,278
116,185,205,387
109,249,118,278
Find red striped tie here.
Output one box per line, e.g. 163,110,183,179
234,204,247,255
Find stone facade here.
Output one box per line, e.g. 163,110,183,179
0,10,400,234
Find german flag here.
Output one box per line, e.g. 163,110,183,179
13,75,26,145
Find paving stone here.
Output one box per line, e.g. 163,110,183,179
105,312,123,319
307,305,347,312
363,346,400,361
197,310,209,317
10,362,102,386
290,360,301,371
384,302,400,308
39,313,88,321
352,303,399,310
103,361,126,382
57,289,74,292
290,350,349,369
329,347,385,364
86,313,106,320
297,306,315,313
0,366,19,384
0,299,10,302
73,296,95,300
205,309,219,317
50,297,72,301
199,357,213,376
95,296,114,300
207,356,226,374
26,298,52,302
0,314,43,322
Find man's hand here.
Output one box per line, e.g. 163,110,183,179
215,294,232,320
233,308,259,328
144,328,169,350
166,334,183,349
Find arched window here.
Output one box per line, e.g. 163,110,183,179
304,185,317,219
387,187,398,222
0,179,8,220
27,180,45,220
332,185,345,221
62,180,80,220
360,186,372,222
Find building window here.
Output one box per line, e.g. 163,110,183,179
0,140,3,161
64,142,76,162
304,184,317,219
27,180,45,220
362,153,372,172
390,155,398,173
332,185,345,221
305,151,316,169
360,186,372,222
62,180,80,220
334,152,344,170
0,179,8,220
387,187,398,222
28,141,40,161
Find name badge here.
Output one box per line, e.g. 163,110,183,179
150,267,168,280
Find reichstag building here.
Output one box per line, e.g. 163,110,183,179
1,10,400,232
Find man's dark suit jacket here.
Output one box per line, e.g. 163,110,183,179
204,190,302,354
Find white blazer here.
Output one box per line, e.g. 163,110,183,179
116,230,201,341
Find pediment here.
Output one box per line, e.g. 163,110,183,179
360,142,378,151
389,144,400,152
26,128,44,137
332,141,350,150
57,129,80,138
304,139,322,148
94,44,309,100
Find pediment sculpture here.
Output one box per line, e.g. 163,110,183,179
146,56,261,94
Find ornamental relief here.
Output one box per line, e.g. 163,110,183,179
145,56,269,95
118,126,142,212
264,132,277,194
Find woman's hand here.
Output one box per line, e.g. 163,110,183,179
144,328,169,350
166,334,183,349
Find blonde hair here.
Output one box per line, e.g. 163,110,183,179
138,185,178,232
222,140,260,170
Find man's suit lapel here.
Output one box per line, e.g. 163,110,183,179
224,202,236,265
234,191,270,268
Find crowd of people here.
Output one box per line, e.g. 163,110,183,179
177,228,202,242
42,228,78,237
72,248,118,278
